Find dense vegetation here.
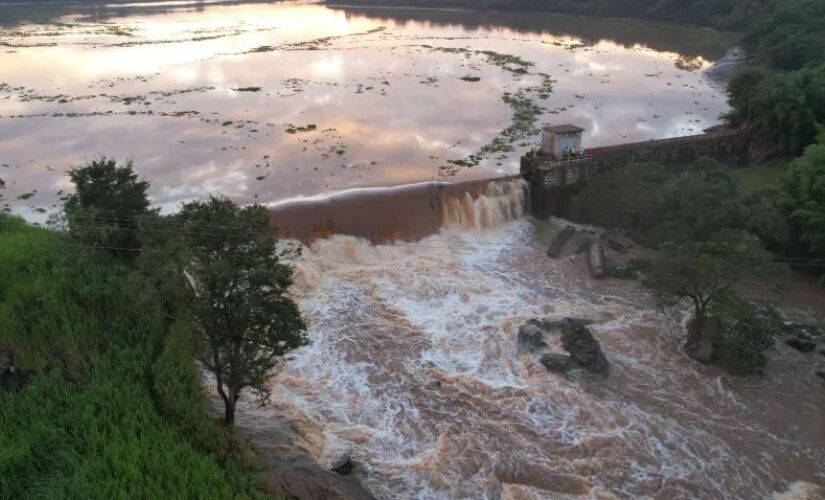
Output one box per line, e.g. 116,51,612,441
1,159,305,498
571,157,789,374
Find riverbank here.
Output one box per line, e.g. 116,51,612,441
0,214,280,498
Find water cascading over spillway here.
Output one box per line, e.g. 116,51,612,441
268,177,529,243
248,182,825,499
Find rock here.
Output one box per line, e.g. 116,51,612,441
547,227,575,258
260,459,375,500
539,353,575,373
330,455,354,476
319,434,355,477
816,371,825,381
560,319,609,376
786,338,817,353
588,241,606,279
517,323,547,353
540,316,593,332
684,316,719,364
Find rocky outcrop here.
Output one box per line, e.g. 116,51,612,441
517,323,547,353
539,353,575,373
560,319,610,376
260,458,375,500
540,316,593,332
684,316,719,364
520,317,609,377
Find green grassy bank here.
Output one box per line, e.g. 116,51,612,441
0,214,276,499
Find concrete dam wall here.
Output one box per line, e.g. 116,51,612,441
522,127,757,218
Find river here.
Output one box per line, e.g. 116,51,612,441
3,2,822,499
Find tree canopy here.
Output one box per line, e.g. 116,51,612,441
178,197,308,425
63,157,154,260
776,128,825,266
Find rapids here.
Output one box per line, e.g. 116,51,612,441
243,179,825,499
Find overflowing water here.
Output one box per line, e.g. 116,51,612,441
255,179,825,499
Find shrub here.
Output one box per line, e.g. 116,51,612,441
710,294,782,375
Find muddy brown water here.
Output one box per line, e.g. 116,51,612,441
253,178,825,499
3,3,821,498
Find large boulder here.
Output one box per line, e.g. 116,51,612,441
560,319,610,376
539,353,575,373
517,323,547,353
684,316,719,364
540,316,593,333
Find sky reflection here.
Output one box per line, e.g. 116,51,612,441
0,1,735,219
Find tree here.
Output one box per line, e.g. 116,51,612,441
64,157,153,261
655,157,787,245
776,128,825,266
710,294,781,375
646,229,781,365
569,162,669,245
646,229,778,320
178,197,307,426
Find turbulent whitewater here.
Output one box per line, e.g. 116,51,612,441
240,179,825,499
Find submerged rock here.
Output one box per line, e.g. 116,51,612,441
560,319,610,376
493,459,589,495
539,353,575,373
517,323,547,353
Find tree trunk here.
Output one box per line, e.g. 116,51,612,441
684,315,719,364
224,393,236,426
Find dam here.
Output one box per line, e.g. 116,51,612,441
270,126,759,242
521,125,757,218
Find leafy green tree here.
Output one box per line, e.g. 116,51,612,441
710,293,781,375
776,128,825,265
747,72,816,155
569,162,669,244
646,229,778,320
726,67,770,125
64,157,154,261
178,197,307,426
656,158,787,245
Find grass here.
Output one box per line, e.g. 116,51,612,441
0,214,278,499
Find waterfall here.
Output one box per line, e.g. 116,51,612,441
268,177,528,243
